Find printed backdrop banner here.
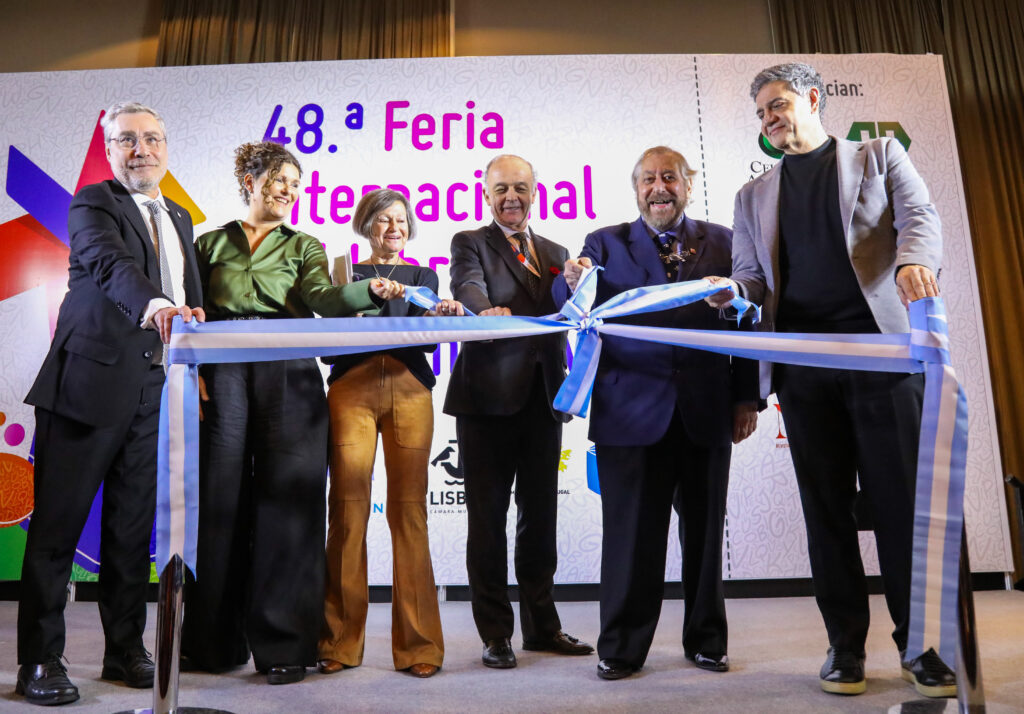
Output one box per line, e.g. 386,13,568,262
0,54,1012,585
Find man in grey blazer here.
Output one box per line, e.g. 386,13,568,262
444,154,593,669
706,63,954,699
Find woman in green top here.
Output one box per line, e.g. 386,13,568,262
181,141,402,685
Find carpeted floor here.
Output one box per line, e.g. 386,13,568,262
0,591,1021,713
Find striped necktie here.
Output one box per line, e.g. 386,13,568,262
145,200,175,367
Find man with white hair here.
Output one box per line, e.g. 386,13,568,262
18,102,204,706
445,154,593,669
559,146,758,681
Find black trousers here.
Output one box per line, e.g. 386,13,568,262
456,370,562,643
776,364,924,655
181,359,328,671
596,409,731,667
18,366,164,664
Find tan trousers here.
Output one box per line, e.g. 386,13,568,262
320,355,444,670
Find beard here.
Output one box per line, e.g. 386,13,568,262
639,194,684,232
115,163,163,195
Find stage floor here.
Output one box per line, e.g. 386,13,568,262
1,591,1021,712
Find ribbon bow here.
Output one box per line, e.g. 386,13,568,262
552,266,760,416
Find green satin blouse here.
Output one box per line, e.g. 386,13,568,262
196,221,378,320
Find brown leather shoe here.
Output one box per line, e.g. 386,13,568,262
407,663,439,678
317,658,345,674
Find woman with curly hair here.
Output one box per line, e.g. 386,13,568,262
181,142,403,685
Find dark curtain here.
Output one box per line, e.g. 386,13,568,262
156,0,452,65
769,0,1024,581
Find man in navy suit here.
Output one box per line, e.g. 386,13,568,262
17,102,204,706
444,154,593,668
555,146,758,681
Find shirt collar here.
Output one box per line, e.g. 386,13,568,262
124,182,167,212
495,221,531,239
641,213,685,239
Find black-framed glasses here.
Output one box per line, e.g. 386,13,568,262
109,134,166,150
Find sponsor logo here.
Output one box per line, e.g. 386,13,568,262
846,121,911,150
585,445,600,495
772,398,788,449
427,440,466,512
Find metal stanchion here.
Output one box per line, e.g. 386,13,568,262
890,526,986,713
114,555,233,714
954,527,985,712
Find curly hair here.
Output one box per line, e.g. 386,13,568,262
749,62,827,119
233,141,302,205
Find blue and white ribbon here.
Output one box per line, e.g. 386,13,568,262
157,277,964,669
552,267,762,416
907,301,968,668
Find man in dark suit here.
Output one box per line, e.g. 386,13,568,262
555,146,758,681
17,102,204,706
444,154,593,668
706,62,952,698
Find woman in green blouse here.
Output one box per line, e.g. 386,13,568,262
181,141,402,685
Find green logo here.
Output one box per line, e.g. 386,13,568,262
846,122,911,150
758,134,784,159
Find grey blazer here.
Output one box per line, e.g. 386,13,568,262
729,136,942,397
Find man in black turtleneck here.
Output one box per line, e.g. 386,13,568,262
706,62,953,700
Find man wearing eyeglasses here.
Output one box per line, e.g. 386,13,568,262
17,102,204,706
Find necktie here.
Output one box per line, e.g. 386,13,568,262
655,232,682,281
509,231,541,298
510,231,540,277
145,200,175,367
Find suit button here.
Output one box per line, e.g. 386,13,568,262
143,350,154,359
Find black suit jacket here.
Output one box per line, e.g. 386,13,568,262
25,179,202,427
443,222,570,421
552,216,758,447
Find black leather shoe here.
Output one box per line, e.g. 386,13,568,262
267,665,306,685
901,648,956,698
482,638,517,669
101,647,155,688
597,658,640,680
686,652,730,672
16,655,79,706
819,647,866,695
522,631,594,655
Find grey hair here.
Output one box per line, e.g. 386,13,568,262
353,188,417,240
101,102,166,142
631,146,698,190
749,62,827,119
484,154,537,190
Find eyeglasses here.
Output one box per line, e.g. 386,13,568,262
109,134,166,150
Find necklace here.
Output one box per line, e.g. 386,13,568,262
371,257,399,282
